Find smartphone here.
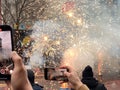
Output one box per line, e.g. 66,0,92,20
44,67,68,81
0,25,14,80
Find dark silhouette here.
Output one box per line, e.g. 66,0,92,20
27,69,43,90
81,65,107,90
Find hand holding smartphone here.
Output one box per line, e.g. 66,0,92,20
0,25,14,80
44,67,68,82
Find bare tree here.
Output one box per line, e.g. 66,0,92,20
0,0,47,29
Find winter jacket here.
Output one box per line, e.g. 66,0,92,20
32,83,43,90
27,69,44,90
81,77,107,90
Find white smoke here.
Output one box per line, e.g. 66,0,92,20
30,0,120,80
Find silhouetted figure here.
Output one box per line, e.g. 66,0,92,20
81,65,107,90
27,69,43,90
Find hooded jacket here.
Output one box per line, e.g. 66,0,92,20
81,65,107,90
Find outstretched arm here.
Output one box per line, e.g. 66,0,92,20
60,65,89,90
8,51,33,90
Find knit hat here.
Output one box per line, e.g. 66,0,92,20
82,65,93,77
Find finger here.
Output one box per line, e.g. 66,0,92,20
64,72,71,77
58,81,64,84
11,51,24,69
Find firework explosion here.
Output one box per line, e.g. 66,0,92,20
30,0,120,85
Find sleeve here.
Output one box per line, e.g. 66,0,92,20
78,84,89,90
102,84,107,90
96,83,107,90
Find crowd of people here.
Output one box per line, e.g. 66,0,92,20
2,51,107,90
4,51,90,90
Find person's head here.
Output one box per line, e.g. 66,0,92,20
82,65,93,78
27,69,35,84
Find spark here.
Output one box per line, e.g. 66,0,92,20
76,18,83,25
55,41,60,45
43,36,48,41
66,12,74,17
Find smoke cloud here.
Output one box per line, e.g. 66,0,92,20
30,0,120,80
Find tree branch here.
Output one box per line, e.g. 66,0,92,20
18,0,27,20
3,0,16,23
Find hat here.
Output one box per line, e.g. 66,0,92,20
82,65,93,77
27,69,35,84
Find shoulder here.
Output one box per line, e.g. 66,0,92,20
97,83,105,87
96,83,107,90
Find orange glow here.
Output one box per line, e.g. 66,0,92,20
98,59,102,75
98,51,104,75
61,83,68,88
64,48,76,59
62,47,78,66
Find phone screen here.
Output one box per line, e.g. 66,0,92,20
44,68,68,81
0,25,13,80
0,31,12,50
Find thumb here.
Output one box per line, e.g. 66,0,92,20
11,51,24,69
